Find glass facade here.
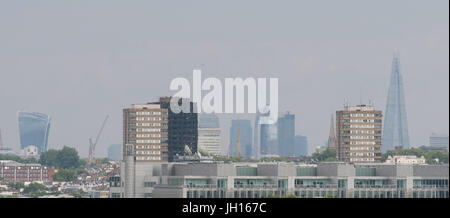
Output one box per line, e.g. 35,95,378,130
234,178,272,187
229,120,253,157
185,178,210,187
108,144,122,161
198,113,220,128
17,111,51,154
413,179,448,188
278,113,295,157
260,123,278,155
294,135,308,157
354,179,390,187
355,167,376,176
383,53,410,152
295,179,331,186
296,167,317,176
236,167,258,176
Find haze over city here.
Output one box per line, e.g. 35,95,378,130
0,0,448,157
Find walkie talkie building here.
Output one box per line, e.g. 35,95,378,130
382,53,410,152
18,111,51,154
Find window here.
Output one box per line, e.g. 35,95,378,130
111,193,121,198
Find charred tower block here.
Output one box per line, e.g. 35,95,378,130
383,52,410,152
160,97,198,162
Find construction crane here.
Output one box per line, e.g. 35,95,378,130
88,115,109,165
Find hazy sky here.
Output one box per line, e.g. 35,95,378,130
0,0,448,157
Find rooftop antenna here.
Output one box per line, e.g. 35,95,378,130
344,98,349,108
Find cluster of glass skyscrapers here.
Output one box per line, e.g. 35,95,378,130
229,111,304,158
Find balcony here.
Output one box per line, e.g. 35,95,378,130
295,184,338,189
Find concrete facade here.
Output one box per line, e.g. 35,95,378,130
110,156,449,198
336,104,383,163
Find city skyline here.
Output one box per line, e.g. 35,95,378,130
0,0,448,157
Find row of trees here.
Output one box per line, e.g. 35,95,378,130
311,148,449,164
212,149,336,163
6,182,55,197
213,155,301,163
0,154,39,164
39,146,88,182
40,146,86,169
311,148,336,162
0,146,86,169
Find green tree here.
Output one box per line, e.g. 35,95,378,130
78,158,87,167
0,154,39,164
76,168,88,175
101,157,110,164
40,146,82,169
312,148,336,162
57,146,81,169
7,182,25,191
424,151,449,164
39,149,59,167
53,169,77,182
23,183,48,194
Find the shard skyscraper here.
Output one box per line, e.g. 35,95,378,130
382,52,410,152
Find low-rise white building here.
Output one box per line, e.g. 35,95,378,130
386,155,426,164
20,145,39,158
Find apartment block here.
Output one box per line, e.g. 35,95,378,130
123,102,169,162
336,104,382,163
0,160,54,182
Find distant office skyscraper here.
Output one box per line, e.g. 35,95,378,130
108,144,122,161
429,133,449,149
383,53,410,152
229,120,252,158
278,112,295,157
259,109,278,155
253,114,261,158
198,113,221,156
294,135,308,157
17,111,51,154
